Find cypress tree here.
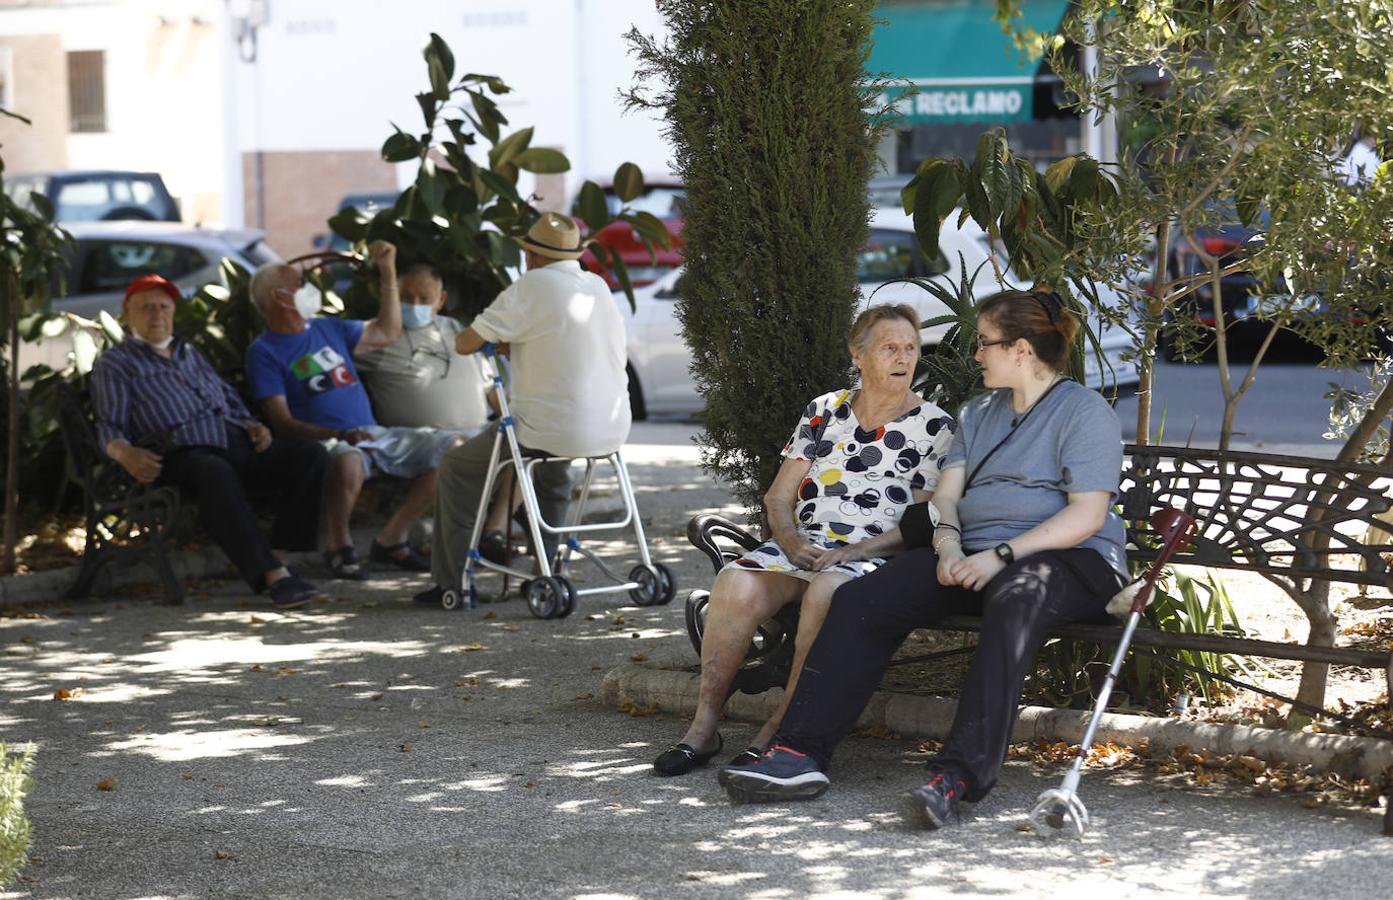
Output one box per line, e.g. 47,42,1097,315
628,0,883,512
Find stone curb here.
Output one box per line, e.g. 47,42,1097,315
600,662,1393,782
0,544,233,608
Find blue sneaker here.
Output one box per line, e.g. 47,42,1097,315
903,770,969,829
717,744,829,803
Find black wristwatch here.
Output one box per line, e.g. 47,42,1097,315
993,542,1015,565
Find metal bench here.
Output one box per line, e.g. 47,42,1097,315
684,443,1393,832
56,383,184,604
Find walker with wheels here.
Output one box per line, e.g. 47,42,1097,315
440,343,676,619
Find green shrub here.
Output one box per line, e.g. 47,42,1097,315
627,0,885,511
0,742,34,888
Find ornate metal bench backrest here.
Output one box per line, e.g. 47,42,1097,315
1120,444,1393,588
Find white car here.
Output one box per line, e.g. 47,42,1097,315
618,206,1140,419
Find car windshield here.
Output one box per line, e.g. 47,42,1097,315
605,187,685,218
53,175,165,221
241,239,281,267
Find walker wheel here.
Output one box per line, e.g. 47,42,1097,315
441,588,464,611
628,564,663,606
654,563,677,605
556,577,577,619
526,576,567,619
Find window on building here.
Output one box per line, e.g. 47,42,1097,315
67,50,106,133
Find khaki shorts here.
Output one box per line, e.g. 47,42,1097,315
322,425,462,479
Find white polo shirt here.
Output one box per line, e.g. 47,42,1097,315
470,259,631,457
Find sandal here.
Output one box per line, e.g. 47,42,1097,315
652,734,723,777
370,539,430,572
324,545,366,581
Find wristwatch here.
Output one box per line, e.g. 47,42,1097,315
993,542,1015,565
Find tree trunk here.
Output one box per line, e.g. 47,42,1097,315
3,269,19,575
1294,579,1336,715
1137,221,1175,445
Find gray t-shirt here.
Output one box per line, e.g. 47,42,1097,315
944,380,1127,577
354,316,492,433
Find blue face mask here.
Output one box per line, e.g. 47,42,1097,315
400,304,435,329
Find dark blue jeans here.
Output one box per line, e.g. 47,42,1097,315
774,546,1124,801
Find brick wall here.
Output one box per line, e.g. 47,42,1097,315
241,148,397,259
0,33,69,174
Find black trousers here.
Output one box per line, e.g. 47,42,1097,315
159,426,328,590
775,546,1124,801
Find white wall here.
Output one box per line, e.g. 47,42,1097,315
230,0,674,215
0,0,229,223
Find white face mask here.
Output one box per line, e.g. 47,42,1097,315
132,333,174,350
292,283,322,319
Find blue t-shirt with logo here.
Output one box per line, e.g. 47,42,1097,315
246,317,377,429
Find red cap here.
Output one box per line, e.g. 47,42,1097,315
123,274,181,305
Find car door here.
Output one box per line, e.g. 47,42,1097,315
628,270,701,415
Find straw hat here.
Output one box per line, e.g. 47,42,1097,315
516,212,584,260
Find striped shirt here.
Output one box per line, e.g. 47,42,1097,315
91,337,254,450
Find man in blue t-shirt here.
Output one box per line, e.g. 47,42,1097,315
246,241,461,580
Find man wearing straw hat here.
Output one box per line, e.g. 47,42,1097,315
414,212,631,606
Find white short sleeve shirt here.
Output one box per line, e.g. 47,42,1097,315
470,260,631,457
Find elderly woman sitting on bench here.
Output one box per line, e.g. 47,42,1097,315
652,304,956,776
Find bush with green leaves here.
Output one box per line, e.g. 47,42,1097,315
0,742,34,888
326,34,668,322
1,105,78,572
626,0,886,512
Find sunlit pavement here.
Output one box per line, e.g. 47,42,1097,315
2,425,1388,899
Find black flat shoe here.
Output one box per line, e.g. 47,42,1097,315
727,746,764,767
652,734,723,776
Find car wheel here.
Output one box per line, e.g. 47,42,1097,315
100,207,156,221
627,364,647,421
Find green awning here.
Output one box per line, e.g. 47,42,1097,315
870,0,1069,124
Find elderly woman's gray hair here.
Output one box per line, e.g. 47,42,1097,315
849,304,920,356
249,263,298,315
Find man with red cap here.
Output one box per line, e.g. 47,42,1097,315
90,274,328,608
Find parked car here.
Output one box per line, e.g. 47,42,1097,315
4,170,180,222
618,206,1140,419
581,179,686,289
313,191,400,253
53,222,280,319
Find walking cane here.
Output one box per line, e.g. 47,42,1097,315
1027,506,1198,838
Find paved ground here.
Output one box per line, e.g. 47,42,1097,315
2,424,1390,899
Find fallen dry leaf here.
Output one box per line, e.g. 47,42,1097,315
53,688,77,701
483,611,497,620
248,664,264,672
368,692,384,701
249,615,266,624
399,743,412,752
182,773,194,780
575,692,594,701
502,624,521,632
459,643,486,652
524,781,536,789
272,667,298,676
630,653,649,662
96,779,115,791
213,849,233,860
1015,823,1033,833
418,720,431,729
1098,855,1113,865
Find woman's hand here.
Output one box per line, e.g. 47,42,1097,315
935,544,966,585
947,549,1006,592
773,530,822,569
810,542,864,571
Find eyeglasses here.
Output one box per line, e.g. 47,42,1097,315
976,334,1013,352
